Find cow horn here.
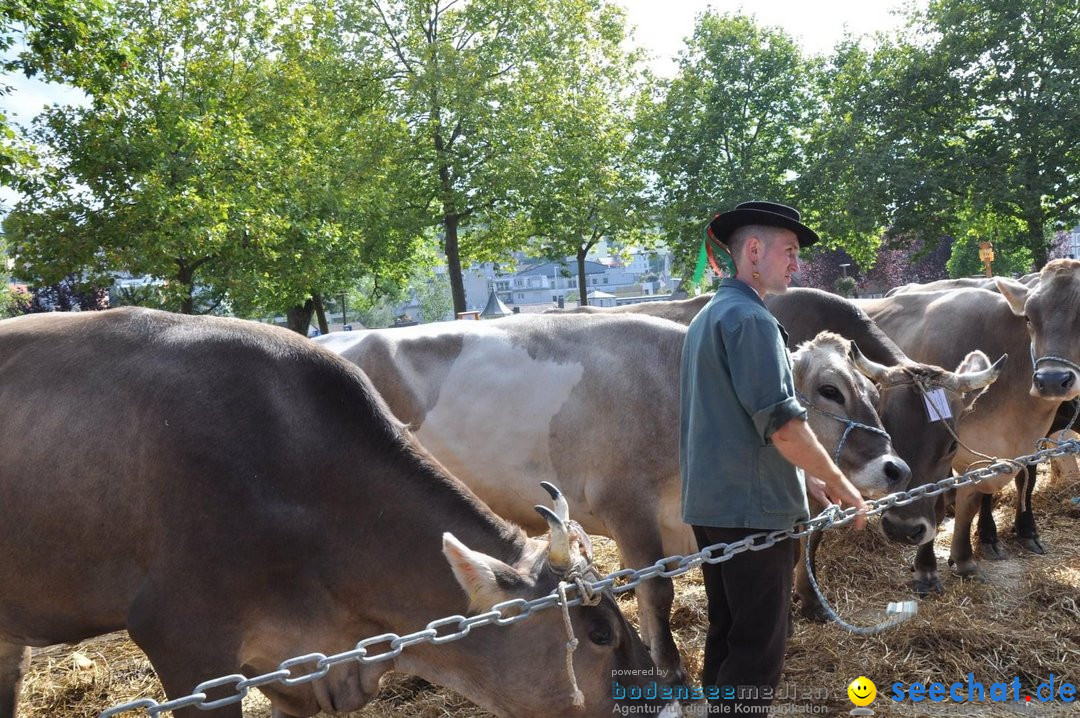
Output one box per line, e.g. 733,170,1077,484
540,481,570,523
946,353,1008,393
535,505,573,571
850,341,894,384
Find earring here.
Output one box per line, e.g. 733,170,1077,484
752,266,761,280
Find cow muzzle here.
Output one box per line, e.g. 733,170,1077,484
1033,367,1079,400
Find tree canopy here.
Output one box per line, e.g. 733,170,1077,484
4,0,1080,325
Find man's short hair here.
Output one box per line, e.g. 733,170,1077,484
727,224,787,258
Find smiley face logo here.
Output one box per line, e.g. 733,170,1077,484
848,676,877,706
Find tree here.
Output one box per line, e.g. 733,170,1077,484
527,4,653,305
5,0,286,311
882,0,1080,268
347,0,635,314
4,0,419,332
1,0,122,189
652,13,817,273
795,39,895,267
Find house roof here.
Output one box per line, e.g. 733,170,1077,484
480,290,511,318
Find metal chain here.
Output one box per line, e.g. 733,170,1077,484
101,439,1080,718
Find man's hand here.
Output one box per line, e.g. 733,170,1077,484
773,417,869,530
803,472,868,531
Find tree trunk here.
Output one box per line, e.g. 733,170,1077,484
1026,215,1048,270
312,292,329,334
577,247,589,306
444,213,466,315
286,298,315,336
177,263,195,315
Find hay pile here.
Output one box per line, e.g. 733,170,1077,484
18,466,1078,717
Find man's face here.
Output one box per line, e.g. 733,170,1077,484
756,229,800,296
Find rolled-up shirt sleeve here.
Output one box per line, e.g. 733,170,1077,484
723,314,807,442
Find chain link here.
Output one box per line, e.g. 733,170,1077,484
101,439,1080,718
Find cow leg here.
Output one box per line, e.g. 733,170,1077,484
976,493,1007,559
793,533,830,622
1013,467,1046,554
613,531,686,686
0,640,29,718
910,495,944,595
127,590,245,718
948,488,984,579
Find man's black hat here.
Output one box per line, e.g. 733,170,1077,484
707,200,820,248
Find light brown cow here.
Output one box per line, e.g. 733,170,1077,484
858,259,1080,579
544,294,713,323
548,289,1005,601
318,315,913,681
0,308,679,718
876,274,1077,555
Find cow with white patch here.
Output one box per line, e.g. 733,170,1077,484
857,259,1080,579
319,315,912,680
548,289,1005,601
0,308,680,718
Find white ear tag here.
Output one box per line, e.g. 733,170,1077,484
923,388,952,422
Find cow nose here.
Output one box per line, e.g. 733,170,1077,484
1034,369,1074,394
884,458,911,486
902,522,927,544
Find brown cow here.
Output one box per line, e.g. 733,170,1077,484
877,274,1077,554
858,259,1080,579
0,308,679,718
766,288,1004,603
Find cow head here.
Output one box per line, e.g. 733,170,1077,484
998,259,1080,401
875,350,1005,545
441,484,680,718
792,332,910,498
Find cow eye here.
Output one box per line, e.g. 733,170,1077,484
588,621,614,646
818,385,844,404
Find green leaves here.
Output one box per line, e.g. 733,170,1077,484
652,12,818,273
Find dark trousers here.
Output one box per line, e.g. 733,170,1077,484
692,525,796,711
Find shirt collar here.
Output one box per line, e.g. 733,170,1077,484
718,278,766,307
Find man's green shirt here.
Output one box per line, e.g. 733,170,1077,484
679,279,810,530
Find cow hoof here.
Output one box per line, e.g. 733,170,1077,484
798,602,830,623
977,540,1008,560
1018,536,1047,554
950,563,984,581
909,576,943,596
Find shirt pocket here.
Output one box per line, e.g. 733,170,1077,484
758,444,802,515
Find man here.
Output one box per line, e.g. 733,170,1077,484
679,200,867,712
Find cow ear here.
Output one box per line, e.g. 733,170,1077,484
442,533,522,612
954,350,995,412
995,278,1029,317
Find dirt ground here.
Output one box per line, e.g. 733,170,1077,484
17,463,1080,717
